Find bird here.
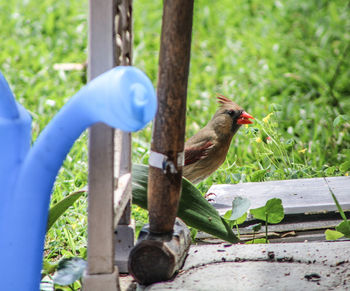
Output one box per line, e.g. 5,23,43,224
183,94,254,184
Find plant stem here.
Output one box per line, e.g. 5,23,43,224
235,223,241,239
265,213,268,243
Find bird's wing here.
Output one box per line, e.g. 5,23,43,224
184,140,214,166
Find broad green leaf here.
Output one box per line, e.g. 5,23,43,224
222,210,232,220
229,197,251,221
249,206,266,222
336,221,350,238
222,211,247,226
47,189,86,231
132,164,238,243
250,198,284,224
53,258,87,286
236,212,248,225
325,229,344,240
265,198,285,223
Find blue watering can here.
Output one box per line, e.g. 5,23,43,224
0,66,157,291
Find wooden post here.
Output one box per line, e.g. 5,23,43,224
83,0,119,289
128,0,194,285
148,0,194,234
113,0,134,274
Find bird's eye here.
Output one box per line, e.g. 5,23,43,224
227,110,235,116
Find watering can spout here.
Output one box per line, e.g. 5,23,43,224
0,72,21,119
0,72,32,202
0,66,157,291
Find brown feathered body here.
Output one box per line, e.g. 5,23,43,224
183,95,253,184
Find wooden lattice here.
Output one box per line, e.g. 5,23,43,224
115,0,133,66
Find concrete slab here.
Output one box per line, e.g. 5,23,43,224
143,241,350,291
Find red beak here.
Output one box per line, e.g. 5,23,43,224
237,111,254,125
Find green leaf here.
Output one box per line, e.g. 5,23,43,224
222,211,235,229
42,260,60,276
336,221,350,238
47,189,85,231
245,238,267,244
340,161,350,173
222,210,232,220
250,198,284,224
229,197,251,221
265,198,285,223
53,257,87,286
235,212,248,225
190,227,198,241
132,164,239,243
325,229,344,240
222,211,247,227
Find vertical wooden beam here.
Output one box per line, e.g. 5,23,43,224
128,1,193,283
85,1,118,288
148,0,194,233
114,0,133,226
114,0,134,273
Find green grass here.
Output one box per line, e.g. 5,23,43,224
1,0,350,270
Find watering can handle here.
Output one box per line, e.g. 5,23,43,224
0,66,157,291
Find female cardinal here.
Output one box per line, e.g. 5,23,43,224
183,94,254,184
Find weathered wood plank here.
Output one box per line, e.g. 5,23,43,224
325,176,350,197
114,223,134,274
86,0,117,278
114,130,132,226
114,173,132,228
83,267,120,291
196,215,345,239
208,176,350,215
87,0,115,80
113,0,134,274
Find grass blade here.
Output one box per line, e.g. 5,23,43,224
47,189,86,231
